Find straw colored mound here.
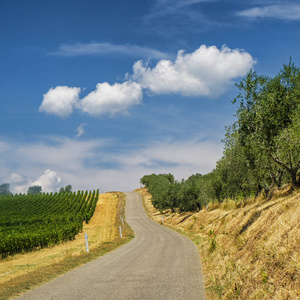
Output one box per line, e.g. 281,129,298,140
135,187,300,300
0,192,119,285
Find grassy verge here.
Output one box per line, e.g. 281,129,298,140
135,188,300,300
0,192,134,300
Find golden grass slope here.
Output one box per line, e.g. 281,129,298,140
136,188,300,300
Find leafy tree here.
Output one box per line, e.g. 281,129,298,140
27,185,42,195
65,185,72,193
148,175,171,211
141,60,300,211
163,173,175,184
233,61,300,187
0,183,10,195
59,185,72,193
273,105,300,185
165,181,181,212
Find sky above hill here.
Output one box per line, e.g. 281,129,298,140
1,0,300,193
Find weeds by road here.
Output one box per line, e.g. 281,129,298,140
136,187,300,299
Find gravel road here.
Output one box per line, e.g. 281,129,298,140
17,192,205,299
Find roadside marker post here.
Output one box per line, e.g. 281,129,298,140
85,233,89,253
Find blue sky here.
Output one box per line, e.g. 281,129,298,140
1,0,300,193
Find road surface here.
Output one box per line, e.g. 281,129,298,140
17,192,205,299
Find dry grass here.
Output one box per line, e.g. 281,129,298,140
0,192,134,300
136,188,300,299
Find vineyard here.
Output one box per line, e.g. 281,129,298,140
0,190,99,258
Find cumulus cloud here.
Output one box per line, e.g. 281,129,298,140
31,169,62,193
131,45,255,97
39,86,81,118
10,173,27,184
39,45,254,117
81,81,143,116
238,4,300,21
52,42,169,59
3,173,28,194
3,170,61,194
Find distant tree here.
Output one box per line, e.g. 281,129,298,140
0,183,10,195
27,185,42,195
59,185,72,193
65,185,72,193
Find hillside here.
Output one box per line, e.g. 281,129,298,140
0,192,133,300
136,187,300,299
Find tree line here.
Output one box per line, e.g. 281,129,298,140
0,183,73,195
141,60,300,212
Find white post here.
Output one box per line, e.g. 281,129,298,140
85,233,89,252
119,226,122,238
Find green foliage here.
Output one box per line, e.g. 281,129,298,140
0,189,99,258
0,183,10,195
59,185,72,193
232,60,300,186
141,60,300,212
27,185,42,195
140,173,174,188
141,173,210,212
208,238,217,254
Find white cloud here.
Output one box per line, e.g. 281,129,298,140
146,0,214,21
40,45,254,117
0,137,109,193
39,86,81,118
131,45,255,97
31,169,62,193
116,140,223,175
10,173,27,184
12,181,29,194
81,81,143,116
0,135,223,194
15,136,107,174
238,4,300,21
76,123,87,137
2,170,61,194
3,173,29,194
52,42,169,59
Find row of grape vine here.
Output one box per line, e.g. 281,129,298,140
0,190,99,258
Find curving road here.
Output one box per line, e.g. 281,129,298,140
17,192,205,299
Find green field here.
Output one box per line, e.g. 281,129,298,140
0,190,99,258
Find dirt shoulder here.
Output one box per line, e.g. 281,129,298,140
135,187,300,300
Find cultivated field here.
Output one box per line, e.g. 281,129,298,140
0,192,133,299
0,190,99,258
